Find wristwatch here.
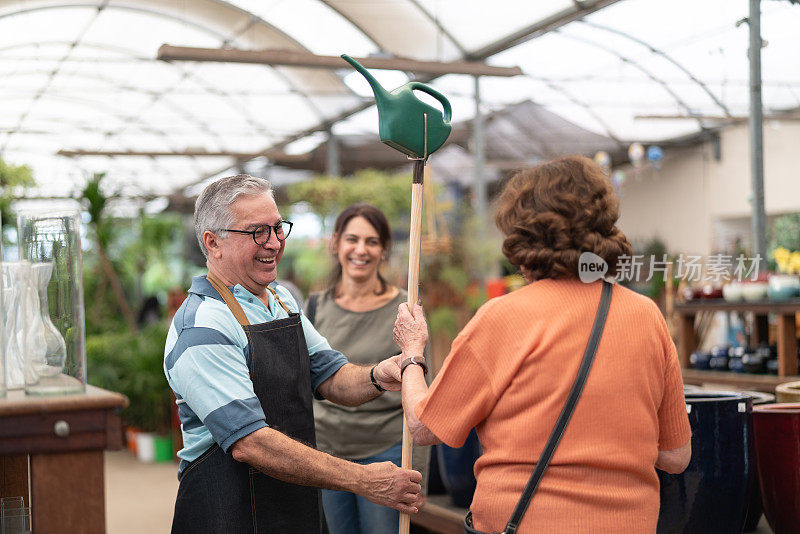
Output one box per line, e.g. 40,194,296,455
400,355,428,376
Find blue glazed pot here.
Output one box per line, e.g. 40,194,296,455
437,428,482,508
657,391,753,534
426,444,447,495
689,351,712,370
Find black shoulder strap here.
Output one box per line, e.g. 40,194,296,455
305,293,319,325
503,280,614,534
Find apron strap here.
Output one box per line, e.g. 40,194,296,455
266,285,293,315
206,272,251,326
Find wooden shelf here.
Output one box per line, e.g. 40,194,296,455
674,299,800,381
682,368,800,392
675,298,800,314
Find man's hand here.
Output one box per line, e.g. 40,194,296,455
360,462,422,514
393,302,428,355
372,355,402,391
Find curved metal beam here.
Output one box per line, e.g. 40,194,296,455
398,0,468,56
467,0,622,60
316,1,384,52
0,41,290,139
0,3,230,40
0,3,345,144
578,20,732,117
525,74,625,149
0,61,228,147
1,1,108,152
1,92,177,141
555,31,705,127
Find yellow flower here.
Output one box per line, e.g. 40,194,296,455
789,251,800,275
773,246,792,273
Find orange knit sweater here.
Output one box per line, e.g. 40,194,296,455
417,278,690,533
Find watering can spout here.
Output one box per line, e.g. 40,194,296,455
341,54,390,101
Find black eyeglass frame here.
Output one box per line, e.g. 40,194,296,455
220,220,293,245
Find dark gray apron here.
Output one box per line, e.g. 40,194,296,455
171,274,325,533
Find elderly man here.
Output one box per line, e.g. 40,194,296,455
165,174,422,533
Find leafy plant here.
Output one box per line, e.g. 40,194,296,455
86,323,171,433
79,172,137,331
0,156,35,234
769,213,800,253
285,169,413,232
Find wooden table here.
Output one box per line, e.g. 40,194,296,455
0,385,128,533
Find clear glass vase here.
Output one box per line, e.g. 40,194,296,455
31,262,67,375
0,215,4,399
17,210,86,395
1,262,45,389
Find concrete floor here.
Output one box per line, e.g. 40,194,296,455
104,450,775,533
104,450,177,534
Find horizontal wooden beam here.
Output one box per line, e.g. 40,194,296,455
157,45,522,77
636,114,800,121
57,149,310,161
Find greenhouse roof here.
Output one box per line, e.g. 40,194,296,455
1,0,799,198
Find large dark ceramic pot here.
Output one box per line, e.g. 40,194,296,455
657,391,753,534
426,444,447,495
437,428,481,508
752,403,800,534
739,391,775,532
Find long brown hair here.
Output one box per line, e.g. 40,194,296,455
328,203,392,296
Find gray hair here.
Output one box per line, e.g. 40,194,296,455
194,174,274,257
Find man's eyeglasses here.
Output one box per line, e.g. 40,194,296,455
221,221,293,245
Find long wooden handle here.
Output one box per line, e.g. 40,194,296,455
400,161,425,534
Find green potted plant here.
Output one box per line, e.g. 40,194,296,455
87,324,174,462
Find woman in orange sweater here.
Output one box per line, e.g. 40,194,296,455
394,156,691,533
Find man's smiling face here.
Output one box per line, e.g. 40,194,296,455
213,192,283,295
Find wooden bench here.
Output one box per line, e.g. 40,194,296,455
412,494,468,534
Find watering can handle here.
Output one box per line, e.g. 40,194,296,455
408,82,452,123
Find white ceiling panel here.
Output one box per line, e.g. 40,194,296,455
0,0,796,195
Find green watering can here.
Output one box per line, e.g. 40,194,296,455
341,55,452,159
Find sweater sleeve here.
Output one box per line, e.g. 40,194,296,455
655,312,692,450
416,306,501,447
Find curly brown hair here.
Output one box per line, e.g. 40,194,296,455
494,156,632,281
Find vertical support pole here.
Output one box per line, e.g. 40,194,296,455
749,0,766,265
677,313,697,370
776,313,798,378
473,75,486,235
400,159,425,534
326,126,341,177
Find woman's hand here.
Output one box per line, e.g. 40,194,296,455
393,302,428,355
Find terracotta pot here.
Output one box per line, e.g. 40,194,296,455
753,403,800,534
775,380,800,403
657,392,753,534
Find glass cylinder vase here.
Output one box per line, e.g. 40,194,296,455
0,213,4,398
17,209,86,395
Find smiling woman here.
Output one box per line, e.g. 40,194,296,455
305,203,430,534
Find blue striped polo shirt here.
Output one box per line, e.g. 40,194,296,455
164,275,348,473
